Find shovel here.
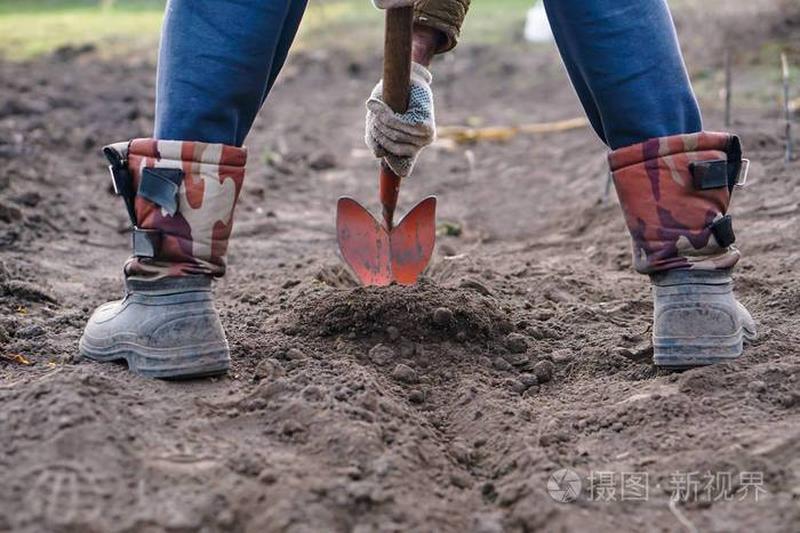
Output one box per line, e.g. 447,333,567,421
336,6,437,286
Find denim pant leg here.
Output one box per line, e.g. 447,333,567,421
154,0,308,146
543,0,703,149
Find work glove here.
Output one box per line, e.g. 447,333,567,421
371,0,415,8
365,62,435,178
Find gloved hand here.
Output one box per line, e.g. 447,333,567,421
371,0,415,8
365,62,435,178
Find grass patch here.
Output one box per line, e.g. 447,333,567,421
0,0,532,60
0,1,164,59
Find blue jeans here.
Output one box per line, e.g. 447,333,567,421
154,0,702,150
154,0,307,146
543,0,702,149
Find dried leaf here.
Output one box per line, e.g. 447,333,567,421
1,353,32,366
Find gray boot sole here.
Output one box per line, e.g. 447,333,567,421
651,270,757,369
80,277,230,379
79,332,230,379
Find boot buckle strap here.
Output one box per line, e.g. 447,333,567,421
132,228,162,258
138,167,184,216
710,215,736,248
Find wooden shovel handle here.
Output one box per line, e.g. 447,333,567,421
379,6,414,230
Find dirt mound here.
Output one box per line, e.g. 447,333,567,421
291,276,514,345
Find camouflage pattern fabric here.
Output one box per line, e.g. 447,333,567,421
609,131,741,274
105,138,247,279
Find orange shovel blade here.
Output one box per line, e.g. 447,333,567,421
337,196,436,286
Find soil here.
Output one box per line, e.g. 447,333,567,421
1,5,800,532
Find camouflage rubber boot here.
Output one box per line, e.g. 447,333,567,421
79,139,247,379
609,132,757,368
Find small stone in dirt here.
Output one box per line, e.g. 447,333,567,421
748,380,767,393
281,419,305,436
433,307,454,326
616,345,654,361
450,472,473,489
508,379,527,394
258,469,277,484
369,343,395,365
392,363,418,384
13,192,41,208
386,326,400,342
611,422,624,432
502,352,529,368
519,373,538,388
333,386,352,401
253,358,285,381
504,333,528,354
281,279,301,289
0,202,22,223
493,357,513,372
286,348,306,360
308,151,337,171
551,348,573,363
533,360,554,383
522,386,539,398
16,324,44,339
302,385,325,401
408,389,426,404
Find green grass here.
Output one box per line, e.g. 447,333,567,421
298,0,532,49
0,0,532,60
0,1,164,59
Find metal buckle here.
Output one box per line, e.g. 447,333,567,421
736,158,750,188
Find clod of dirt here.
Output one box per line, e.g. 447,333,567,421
551,348,573,363
533,360,554,383
493,358,513,372
502,352,530,368
12,192,41,208
504,332,528,354
286,348,307,360
391,363,418,384
459,278,494,296
15,324,45,339
433,307,454,326
386,326,400,341
748,380,767,393
508,379,528,394
408,389,426,404
293,280,512,344
0,202,22,223
308,151,337,171
369,343,395,365
253,358,285,381
1,280,57,303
